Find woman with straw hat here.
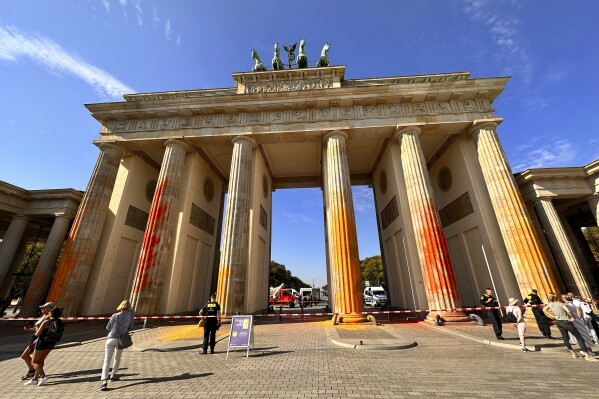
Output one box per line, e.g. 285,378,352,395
505,297,532,352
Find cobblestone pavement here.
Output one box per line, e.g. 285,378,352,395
1,319,599,399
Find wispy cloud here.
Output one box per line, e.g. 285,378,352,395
512,138,577,171
152,7,160,25
0,26,134,99
101,0,110,12
462,0,533,84
352,186,375,213
165,19,172,40
280,212,318,225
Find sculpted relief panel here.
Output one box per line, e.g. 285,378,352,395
243,78,334,94
106,99,491,134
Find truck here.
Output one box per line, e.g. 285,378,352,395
363,286,387,308
269,284,298,307
299,287,322,305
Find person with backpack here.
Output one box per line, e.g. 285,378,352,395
24,307,64,386
20,301,53,381
505,297,531,352
99,300,134,392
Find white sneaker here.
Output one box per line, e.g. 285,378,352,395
37,376,50,386
24,379,38,386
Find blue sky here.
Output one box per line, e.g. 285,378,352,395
1,1,598,287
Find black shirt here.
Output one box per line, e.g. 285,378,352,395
523,293,542,305
200,301,221,325
481,294,498,307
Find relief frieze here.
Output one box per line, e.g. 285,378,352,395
107,99,489,133
244,78,334,94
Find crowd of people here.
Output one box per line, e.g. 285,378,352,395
482,287,599,361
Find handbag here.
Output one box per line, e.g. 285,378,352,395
118,332,133,349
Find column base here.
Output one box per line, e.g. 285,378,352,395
427,311,470,323
336,313,368,324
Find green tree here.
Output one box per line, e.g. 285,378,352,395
359,255,384,290
269,260,310,291
11,242,45,299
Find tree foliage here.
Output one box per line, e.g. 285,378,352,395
269,260,310,290
10,242,45,299
359,255,384,290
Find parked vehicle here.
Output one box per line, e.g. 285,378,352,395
364,286,387,307
299,287,321,303
269,284,298,307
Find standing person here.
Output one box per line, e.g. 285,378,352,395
20,301,53,381
24,307,64,386
523,289,553,339
481,288,503,340
199,293,221,354
563,293,594,355
572,294,598,344
505,298,531,352
99,300,134,392
544,293,597,361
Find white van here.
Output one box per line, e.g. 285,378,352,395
363,286,387,307
299,287,321,302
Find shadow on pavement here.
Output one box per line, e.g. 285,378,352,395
251,350,294,357
110,372,213,390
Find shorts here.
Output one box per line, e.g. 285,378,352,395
516,321,527,336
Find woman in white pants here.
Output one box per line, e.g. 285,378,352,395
99,300,134,391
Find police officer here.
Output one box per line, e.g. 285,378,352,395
481,288,504,340
199,293,221,354
523,288,553,339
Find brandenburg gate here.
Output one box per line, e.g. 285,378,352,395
44,64,570,321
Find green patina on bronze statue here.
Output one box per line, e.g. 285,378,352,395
296,39,308,68
316,42,330,67
272,43,284,70
251,49,267,72
250,41,330,71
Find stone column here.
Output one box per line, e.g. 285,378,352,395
20,214,72,316
396,126,468,322
47,143,124,315
534,198,592,299
470,121,559,298
0,215,28,285
216,136,255,316
0,238,27,299
323,131,365,323
587,195,599,225
130,139,189,315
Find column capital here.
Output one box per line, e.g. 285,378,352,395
533,196,556,204
323,130,348,142
52,212,74,220
467,119,503,137
231,135,256,149
164,138,191,153
96,141,126,157
393,124,423,141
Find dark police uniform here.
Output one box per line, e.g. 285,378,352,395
481,292,503,339
523,292,552,338
200,300,221,354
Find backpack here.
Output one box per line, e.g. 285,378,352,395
44,320,64,345
505,309,517,323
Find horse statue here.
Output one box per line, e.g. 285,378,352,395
316,42,330,67
272,43,284,70
251,49,267,72
296,39,308,68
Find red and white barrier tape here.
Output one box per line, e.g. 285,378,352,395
1,304,558,321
